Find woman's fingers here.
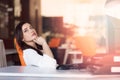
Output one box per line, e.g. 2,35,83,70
33,37,46,45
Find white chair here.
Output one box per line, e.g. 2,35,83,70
0,39,7,67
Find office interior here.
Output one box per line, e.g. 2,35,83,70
0,0,120,72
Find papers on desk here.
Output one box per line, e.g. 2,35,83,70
87,54,120,74
111,67,120,73
111,56,120,73
114,56,120,62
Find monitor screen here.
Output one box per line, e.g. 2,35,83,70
106,15,120,54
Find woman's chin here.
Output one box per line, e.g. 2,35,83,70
32,36,37,39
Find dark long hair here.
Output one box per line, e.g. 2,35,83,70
14,21,43,56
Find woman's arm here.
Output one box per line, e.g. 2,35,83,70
23,49,57,68
33,37,54,58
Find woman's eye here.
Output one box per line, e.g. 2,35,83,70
30,26,34,29
23,25,34,33
23,29,28,33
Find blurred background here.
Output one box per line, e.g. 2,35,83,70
0,0,120,67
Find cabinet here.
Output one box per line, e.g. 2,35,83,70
0,0,14,39
42,16,63,33
0,0,14,49
0,0,42,49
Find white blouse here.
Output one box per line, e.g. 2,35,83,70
23,49,57,69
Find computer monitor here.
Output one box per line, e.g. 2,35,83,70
106,15,120,54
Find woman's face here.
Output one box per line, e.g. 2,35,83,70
22,23,37,42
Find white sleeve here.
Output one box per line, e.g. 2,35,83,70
23,49,57,69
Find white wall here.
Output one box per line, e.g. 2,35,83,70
41,0,106,17
41,0,66,16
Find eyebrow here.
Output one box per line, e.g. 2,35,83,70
23,26,28,31
23,25,33,31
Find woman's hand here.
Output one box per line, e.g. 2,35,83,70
33,36,46,45
34,36,54,58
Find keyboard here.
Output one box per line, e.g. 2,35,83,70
56,63,88,70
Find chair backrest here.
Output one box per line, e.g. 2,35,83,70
48,38,61,48
14,38,26,66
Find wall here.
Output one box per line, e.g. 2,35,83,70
29,0,42,35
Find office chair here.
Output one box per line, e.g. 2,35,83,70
14,38,26,66
48,38,61,48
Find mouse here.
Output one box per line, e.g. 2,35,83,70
56,64,71,70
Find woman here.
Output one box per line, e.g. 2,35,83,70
14,21,57,69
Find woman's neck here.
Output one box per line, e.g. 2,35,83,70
25,41,37,48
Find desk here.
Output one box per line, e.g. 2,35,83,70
0,40,7,67
63,48,107,64
0,66,120,80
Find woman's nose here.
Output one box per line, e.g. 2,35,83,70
30,30,35,34
29,29,34,32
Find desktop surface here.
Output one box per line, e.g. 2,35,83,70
0,66,91,77
0,66,120,80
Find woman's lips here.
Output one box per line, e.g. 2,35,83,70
32,33,37,37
